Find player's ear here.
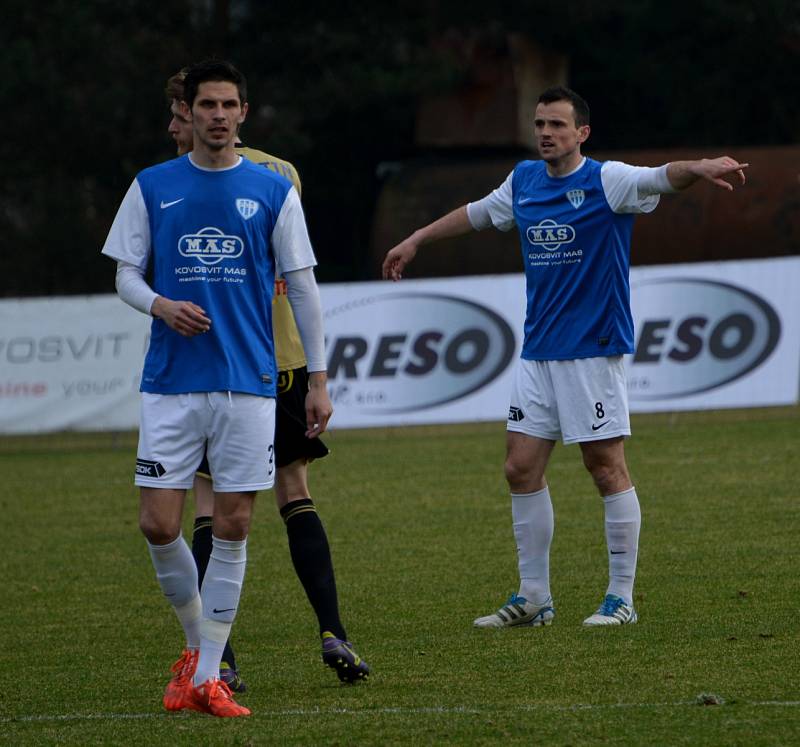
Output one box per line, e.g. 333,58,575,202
239,101,249,125
578,124,590,144
179,99,191,120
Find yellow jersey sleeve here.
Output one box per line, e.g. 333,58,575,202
236,145,307,372
236,146,302,196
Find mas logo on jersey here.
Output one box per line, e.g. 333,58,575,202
526,219,576,251
236,198,259,220
566,189,585,209
178,227,244,266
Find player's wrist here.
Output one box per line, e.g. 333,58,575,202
150,295,167,318
409,229,429,248
666,161,699,191
307,371,328,389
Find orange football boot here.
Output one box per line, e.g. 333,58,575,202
184,677,251,718
162,648,199,711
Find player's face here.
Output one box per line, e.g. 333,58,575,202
533,100,589,165
168,99,193,156
186,81,248,152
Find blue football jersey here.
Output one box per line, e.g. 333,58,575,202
512,158,636,360
135,155,293,396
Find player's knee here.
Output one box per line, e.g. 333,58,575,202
503,456,520,485
273,461,309,509
586,462,629,495
214,508,251,540
212,492,255,539
587,464,612,493
504,456,540,492
275,490,310,510
214,518,249,541
273,479,309,508
139,514,179,545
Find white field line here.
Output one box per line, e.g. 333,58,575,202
4,701,800,724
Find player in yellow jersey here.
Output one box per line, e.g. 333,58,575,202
161,70,369,691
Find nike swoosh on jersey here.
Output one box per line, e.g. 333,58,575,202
160,198,185,209
517,197,538,206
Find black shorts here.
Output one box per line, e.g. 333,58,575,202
274,366,330,468
196,366,328,477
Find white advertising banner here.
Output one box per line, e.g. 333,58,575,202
1,257,798,434
320,274,525,428
320,257,800,427
0,295,150,434
626,257,800,412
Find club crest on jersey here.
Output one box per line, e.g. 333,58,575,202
566,189,585,209
178,226,244,266
236,198,259,219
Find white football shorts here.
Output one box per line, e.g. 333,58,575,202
135,392,276,492
507,355,630,444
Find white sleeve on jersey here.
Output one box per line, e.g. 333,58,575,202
466,171,515,231
634,163,678,196
271,186,318,275
115,261,157,315
283,266,326,372
601,161,674,214
101,179,151,268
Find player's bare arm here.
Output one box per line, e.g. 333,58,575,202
151,296,211,337
382,205,473,281
666,157,749,191
305,371,333,438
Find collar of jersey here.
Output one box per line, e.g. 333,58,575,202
187,153,243,172
544,156,586,180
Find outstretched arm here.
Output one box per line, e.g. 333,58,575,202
381,205,473,281
666,157,749,191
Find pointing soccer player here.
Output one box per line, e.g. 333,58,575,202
383,86,747,629
163,68,369,691
102,60,333,717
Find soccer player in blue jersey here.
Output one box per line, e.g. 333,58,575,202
383,86,748,629
163,69,368,690
102,59,333,717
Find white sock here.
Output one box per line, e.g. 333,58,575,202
146,534,201,647
174,597,202,649
194,535,247,686
603,487,641,605
512,487,554,607
195,620,229,687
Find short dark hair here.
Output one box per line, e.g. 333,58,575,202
537,86,590,127
164,68,188,104
182,59,247,108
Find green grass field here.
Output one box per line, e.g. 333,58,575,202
2,406,798,745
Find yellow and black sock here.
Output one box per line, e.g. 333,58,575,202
281,498,347,641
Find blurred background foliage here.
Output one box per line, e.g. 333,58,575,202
3,0,798,295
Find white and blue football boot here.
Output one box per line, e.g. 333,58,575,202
582,593,638,626
473,593,555,628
